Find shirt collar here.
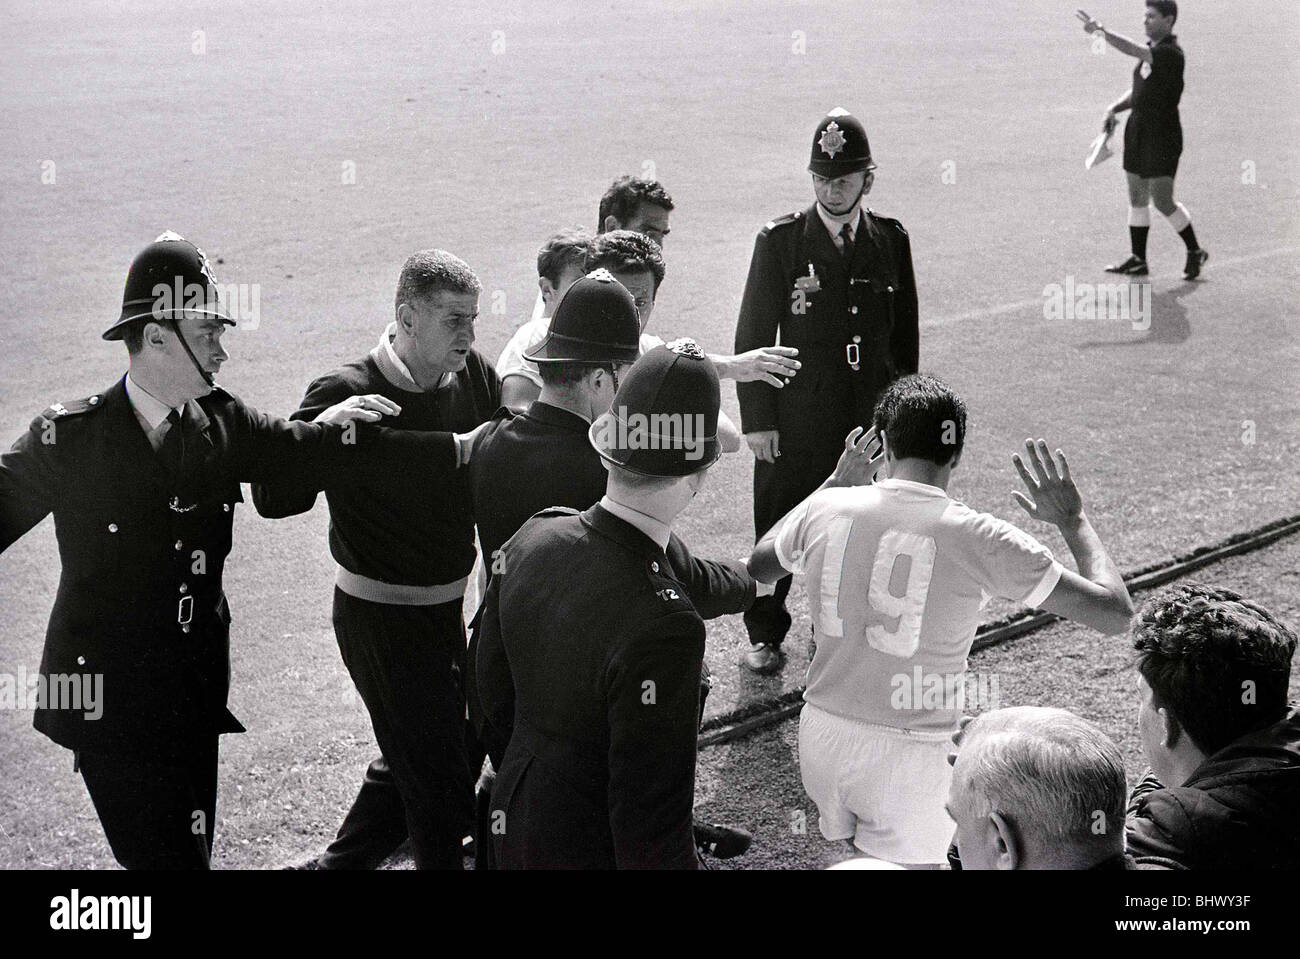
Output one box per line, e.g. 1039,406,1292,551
875,476,948,497
124,371,179,432
527,400,593,431
598,494,672,552
815,200,863,241
374,322,453,393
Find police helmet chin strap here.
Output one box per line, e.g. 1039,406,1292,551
167,317,216,388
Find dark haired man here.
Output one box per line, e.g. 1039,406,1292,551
0,234,480,869
735,108,919,675
501,230,799,412
597,174,675,247
253,249,500,870
1078,3,1208,279
1126,583,1300,869
748,374,1133,866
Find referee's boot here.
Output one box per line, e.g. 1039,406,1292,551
694,821,753,859
1183,247,1209,280
1105,255,1149,276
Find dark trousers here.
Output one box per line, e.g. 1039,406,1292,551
744,447,842,648
320,588,475,870
78,737,219,870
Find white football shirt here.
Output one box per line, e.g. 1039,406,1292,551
775,478,1064,732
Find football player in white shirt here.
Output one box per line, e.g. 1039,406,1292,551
500,230,802,411
747,374,1133,866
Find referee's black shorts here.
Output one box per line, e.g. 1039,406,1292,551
1123,111,1183,178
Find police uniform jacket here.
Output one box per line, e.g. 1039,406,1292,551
474,504,727,869
0,376,460,757
734,205,919,453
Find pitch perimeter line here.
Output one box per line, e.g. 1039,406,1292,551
923,245,1300,329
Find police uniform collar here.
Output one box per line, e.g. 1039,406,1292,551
815,200,863,239
598,495,671,552
124,372,175,431
525,400,592,432
582,503,671,559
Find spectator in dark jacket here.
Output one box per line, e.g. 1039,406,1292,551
1127,582,1300,869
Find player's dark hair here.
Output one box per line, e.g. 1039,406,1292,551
536,228,592,287
586,230,667,294
872,374,967,466
1146,1,1177,25
1133,583,1296,755
395,249,481,311
597,176,674,233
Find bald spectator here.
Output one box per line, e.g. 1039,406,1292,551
946,707,1136,870
1127,583,1300,869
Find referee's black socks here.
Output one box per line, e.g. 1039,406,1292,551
1128,206,1151,260
1166,202,1200,251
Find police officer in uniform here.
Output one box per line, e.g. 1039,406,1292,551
734,109,919,674
0,233,480,868
472,342,738,868
467,271,756,861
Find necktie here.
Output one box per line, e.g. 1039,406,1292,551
840,222,855,264
158,407,186,478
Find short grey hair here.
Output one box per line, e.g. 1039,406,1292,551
395,249,481,310
952,707,1126,848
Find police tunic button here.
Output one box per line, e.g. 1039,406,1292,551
223,503,231,513
88,395,100,405
179,583,189,594
853,335,862,343
850,306,859,315
850,364,861,371
76,656,86,666
174,539,183,551
650,561,660,573
182,624,191,635
108,523,118,533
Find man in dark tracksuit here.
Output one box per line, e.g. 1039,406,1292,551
474,342,734,868
467,272,755,861
734,109,918,674
0,233,471,869
253,250,499,870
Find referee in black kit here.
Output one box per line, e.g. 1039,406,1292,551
1079,2,1209,279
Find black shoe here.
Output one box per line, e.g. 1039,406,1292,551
1105,255,1149,275
743,643,784,675
694,821,753,859
1183,247,1209,279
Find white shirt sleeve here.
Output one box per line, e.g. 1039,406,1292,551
967,512,1064,610
495,320,547,389
772,497,817,576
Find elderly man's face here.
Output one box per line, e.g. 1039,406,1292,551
405,290,478,373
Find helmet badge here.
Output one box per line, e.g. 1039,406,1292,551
818,122,847,159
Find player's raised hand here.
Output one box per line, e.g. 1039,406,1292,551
727,346,801,387
1011,439,1084,527
830,426,884,488
315,394,402,426
1075,9,1102,34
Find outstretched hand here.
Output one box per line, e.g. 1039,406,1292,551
315,394,402,426
829,426,884,488
1011,438,1084,527
1075,9,1102,34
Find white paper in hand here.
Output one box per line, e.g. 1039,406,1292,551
1085,130,1114,169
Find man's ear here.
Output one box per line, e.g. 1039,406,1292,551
538,276,556,300
949,449,962,471
989,812,1021,871
142,320,169,351
396,301,417,335
602,214,622,234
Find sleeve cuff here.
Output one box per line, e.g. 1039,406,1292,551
1022,560,1065,610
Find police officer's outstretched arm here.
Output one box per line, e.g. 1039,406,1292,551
605,615,705,869
0,414,59,552
734,229,787,462
664,536,756,620
249,375,353,518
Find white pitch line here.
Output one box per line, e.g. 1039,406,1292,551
924,245,1300,329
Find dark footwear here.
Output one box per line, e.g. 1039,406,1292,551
743,643,783,675
1183,247,1209,279
694,822,753,859
1105,255,1149,275
284,857,324,870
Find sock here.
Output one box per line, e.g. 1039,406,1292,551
1128,206,1151,260
1166,203,1199,250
